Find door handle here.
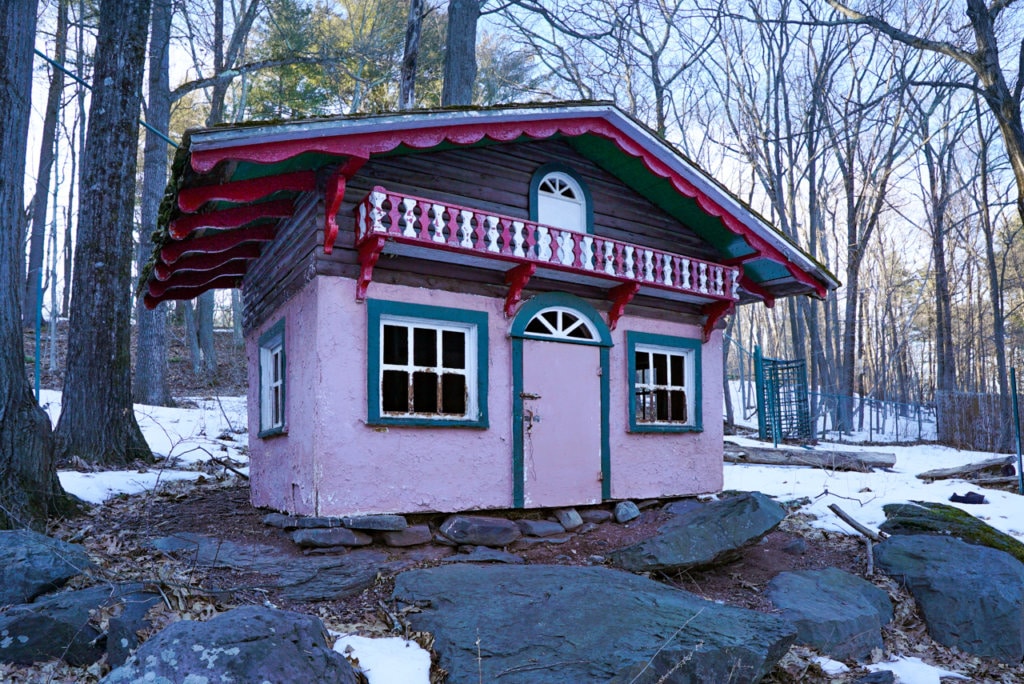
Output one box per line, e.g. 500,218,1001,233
520,392,542,400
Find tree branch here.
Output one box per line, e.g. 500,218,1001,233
170,55,343,103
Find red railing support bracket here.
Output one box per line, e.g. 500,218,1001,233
356,235,387,300
607,282,640,331
504,263,537,318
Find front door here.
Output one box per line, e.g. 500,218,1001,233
520,338,603,507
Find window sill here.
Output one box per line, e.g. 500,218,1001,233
258,426,288,439
628,424,703,434
366,416,489,429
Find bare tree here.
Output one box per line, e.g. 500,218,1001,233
134,0,174,406
400,0,428,109
442,0,485,105
0,0,68,529
55,0,154,466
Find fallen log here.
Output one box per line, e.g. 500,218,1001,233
916,457,1014,482
723,443,896,472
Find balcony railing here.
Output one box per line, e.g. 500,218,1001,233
355,186,739,311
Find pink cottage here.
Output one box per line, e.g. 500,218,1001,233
144,103,837,517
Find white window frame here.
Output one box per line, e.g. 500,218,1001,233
259,319,286,436
537,171,587,234
632,343,697,429
522,306,598,341
378,314,479,422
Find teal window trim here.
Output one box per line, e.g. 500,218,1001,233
626,331,702,433
366,299,489,428
529,162,594,234
258,317,286,438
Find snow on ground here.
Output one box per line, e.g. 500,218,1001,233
331,634,432,684
865,656,969,683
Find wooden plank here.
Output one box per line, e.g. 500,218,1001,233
723,443,896,472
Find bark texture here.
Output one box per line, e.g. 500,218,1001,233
400,0,426,109
134,0,173,406
441,0,481,106
0,0,67,530
55,0,153,466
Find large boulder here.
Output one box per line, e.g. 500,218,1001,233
0,584,156,666
392,564,796,683
879,501,1024,564
102,606,360,683
874,534,1024,663
0,530,92,606
767,568,892,660
610,492,786,572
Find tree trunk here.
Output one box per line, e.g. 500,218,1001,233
441,0,481,106
23,0,68,327
400,0,426,110
55,0,154,467
197,290,218,376
134,0,173,407
0,0,68,530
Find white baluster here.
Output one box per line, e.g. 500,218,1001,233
459,210,474,248
485,216,500,252
731,268,740,299
662,255,672,285
643,250,654,281
604,242,616,275
368,190,387,234
536,226,552,261
624,246,635,278
698,262,708,293
582,236,595,270
557,232,576,266
431,204,447,243
714,267,724,295
401,197,418,237
680,259,691,289
511,221,526,258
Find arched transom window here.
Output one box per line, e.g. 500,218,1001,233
523,307,598,341
536,171,587,234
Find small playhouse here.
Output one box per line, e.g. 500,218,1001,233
144,102,837,517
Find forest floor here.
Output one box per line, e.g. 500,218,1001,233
15,320,1021,682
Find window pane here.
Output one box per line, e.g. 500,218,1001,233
670,354,684,386
383,325,407,365
655,389,669,421
669,390,686,423
413,327,437,366
566,323,593,340
525,318,547,334
272,349,282,382
382,370,408,412
442,330,465,369
653,353,668,385
635,389,651,422
440,374,467,414
412,372,439,412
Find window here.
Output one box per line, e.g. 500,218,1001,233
627,331,702,432
530,164,592,234
367,300,488,427
523,307,598,341
259,318,286,437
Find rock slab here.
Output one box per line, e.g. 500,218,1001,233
875,534,1024,663
101,606,360,683
0,530,92,606
439,515,521,547
392,564,796,683
610,492,786,572
879,500,1024,564
767,568,892,660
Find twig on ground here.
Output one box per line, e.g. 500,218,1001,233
827,503,887,541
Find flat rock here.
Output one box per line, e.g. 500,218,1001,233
342,514,407,531
392,564,796,682
614,501,641,523
101,606,359,683
663,499,702,516
383,524,433,547
879,500,1024,564
513,533,574,546
610,492,785,572
443,548,524,564
875,534,1024,663
0,584,153,666
767,568,892,660
0,530,92,606
439,515,521,547
292,528,373,548
516,519,566,537
579,509,612,523
107,591,162,667
553,508,583,530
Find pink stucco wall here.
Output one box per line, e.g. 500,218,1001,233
247,276,724,516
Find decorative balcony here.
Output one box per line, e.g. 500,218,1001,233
355,186,740,335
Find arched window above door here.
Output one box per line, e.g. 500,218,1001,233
530,164,592,234
524,307,598,341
